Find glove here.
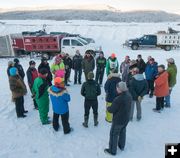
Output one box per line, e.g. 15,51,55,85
138,96,143,102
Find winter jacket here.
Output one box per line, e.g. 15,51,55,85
129,74,148,101
120,61,130,82
104,73,121,102
72,54,83,70
7,66,13,77
14,63,25,80
136,59,146,74
38,62,52,86
106,57,119,75
166,64,177,87
26,67,38,89
64,57,72,70
154,71,169,97
51,62,65,78
9,75,27,101
82,56,95,73
107,91,132,125
96,57,106,70
48,85,70,115
81,80,101,100
145,63,158,81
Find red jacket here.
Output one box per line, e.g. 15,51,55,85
154,71,169,97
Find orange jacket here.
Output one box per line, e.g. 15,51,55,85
154,71,169,97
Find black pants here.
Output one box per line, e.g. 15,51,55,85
65,68,71,84
109,123,127,154
15,96,25,117
156,97,164,110
84,99,98,117
147,80,154,95
74,69,82,84
95,68,105,85
53,112,70,134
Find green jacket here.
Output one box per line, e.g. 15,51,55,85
32,77,49,123
167,64,177,87
81,80,101,100
106,57,119,75
51,62,65,74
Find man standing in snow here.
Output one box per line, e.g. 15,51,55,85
136,54,146,74
95,51,106,86
120,56,130,83
165,58,177,108
14,58,25,80
104,82,132,156
129,68,148,121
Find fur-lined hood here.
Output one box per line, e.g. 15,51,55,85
107,73,120,79
48,86,67,97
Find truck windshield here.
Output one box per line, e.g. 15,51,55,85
78,38,88,45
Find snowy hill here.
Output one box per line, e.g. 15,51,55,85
0,9,180,22
0,20,180,158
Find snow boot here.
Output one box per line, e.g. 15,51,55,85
94,114,99,126
82,116,89,128
104,149,116,156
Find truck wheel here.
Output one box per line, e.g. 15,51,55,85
131,44,139,50
164,45,172,51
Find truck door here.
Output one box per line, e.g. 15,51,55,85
141,35,156,47
61,39,71,54
71,39,84,56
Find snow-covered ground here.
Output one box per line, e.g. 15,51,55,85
0,20,180,158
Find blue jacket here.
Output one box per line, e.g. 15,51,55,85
104,73,121,102
145,63,158,81
48,85,70,115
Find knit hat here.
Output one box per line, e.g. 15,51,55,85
167,58,175,64
117,82,128,92
158,64,165,70
9,67,17,76
39,68,48,75
137,54,142,58
111,53,116,58
54,77,64,85
29,60,36,65
8,61,14,67
88,71,94,80
55,55,62,63
14,58,19,63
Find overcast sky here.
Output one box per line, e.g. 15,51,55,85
1,0,180,14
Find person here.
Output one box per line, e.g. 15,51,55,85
48,77,73,134
82,51,95,81
9,67,28,118
129,68,148,121
136,54,146,74
64,53,73,86
14,58,25,80
38,57,53,86
106,53,119,76
72,50,83,84
165,58,177,108
51,55,65,79
32,68,50,125
7,61,14,77
104,69,121,123
81,72,101,128
26,60,39,109
120,56,130,83
104,82,132,156
145,58,158,98
146,56,152,64
153,65,169,113
95,51,106,86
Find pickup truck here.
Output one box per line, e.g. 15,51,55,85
124,33,180,51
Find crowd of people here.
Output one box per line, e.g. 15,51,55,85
7,50,177,156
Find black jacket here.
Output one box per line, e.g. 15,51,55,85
64,57,72,70
38,62,52,86
104,73,121,102
14,63,25,80
96,57,106,70
72,54,83,70
81,80,101,100
136,59,146,74
129,74,148,100
107,91,132,125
